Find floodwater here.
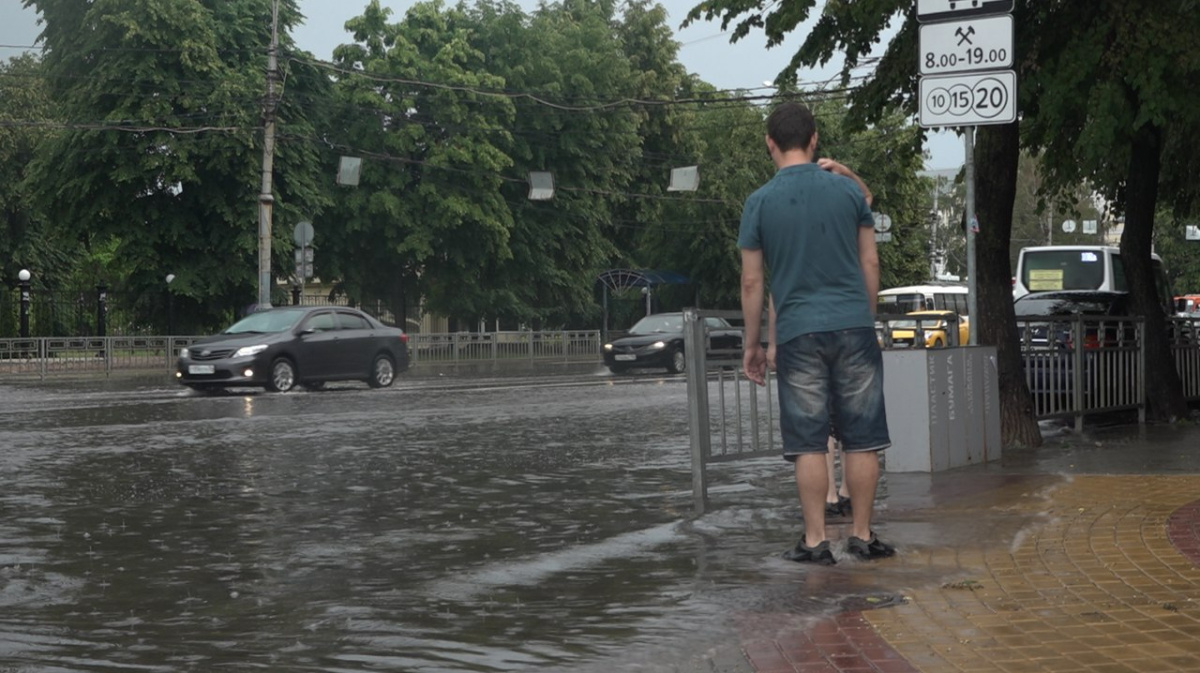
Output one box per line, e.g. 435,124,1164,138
4,365,1183,672
0,367,896,672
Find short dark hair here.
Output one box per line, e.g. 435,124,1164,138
766,102,817,153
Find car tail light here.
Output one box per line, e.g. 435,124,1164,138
400,334,409,343
1083,333,1101,349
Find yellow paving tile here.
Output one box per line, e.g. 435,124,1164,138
863,475,1200,673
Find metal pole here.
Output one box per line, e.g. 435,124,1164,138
96,283,107,337
19,277,31,339
965,127,978,345
930,179,939,280
683,309,710,515
256,0,280,310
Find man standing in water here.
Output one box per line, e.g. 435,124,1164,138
739,101,894,565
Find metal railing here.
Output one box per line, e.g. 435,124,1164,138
683,309,777,515
0,331,601,379
683,309,1200,512
408,331,601,364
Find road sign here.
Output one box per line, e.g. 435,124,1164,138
1187,225,1200,241
1082,219,1098,234
873,213,893,233
1062,219,1077,233
293,220,314,247
919,70,1017,128
293,248,314,264
920,15,1012,75
917,0,1013,23
875,232,893,243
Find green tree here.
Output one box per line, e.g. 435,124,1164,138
24,0,328,333
317,0,516,330
470,0,644,328
0,53,71,290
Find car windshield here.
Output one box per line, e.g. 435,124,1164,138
1014,294,1126,317
224,309,308,334
1022,250,1108,292
627,314,683,335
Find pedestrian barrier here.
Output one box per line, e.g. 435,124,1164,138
683,309,778,515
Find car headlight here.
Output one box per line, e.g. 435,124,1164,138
648,341,666,350
604,344,613,351
234,344,269,358
180,347,190,358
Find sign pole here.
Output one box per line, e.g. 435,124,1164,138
965,126,977,345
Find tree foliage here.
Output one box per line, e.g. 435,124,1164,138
23,0,328,331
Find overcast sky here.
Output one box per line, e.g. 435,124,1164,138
2,0,962,169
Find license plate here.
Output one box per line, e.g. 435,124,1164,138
614,354,636,361
188,364,215,375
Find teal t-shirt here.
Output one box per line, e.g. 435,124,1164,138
738,163,876,344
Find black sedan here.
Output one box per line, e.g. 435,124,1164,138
602,312,742,374
1015,291,1139,403
175,306,409,393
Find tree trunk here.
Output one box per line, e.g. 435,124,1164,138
974,122,1043,448
1120,123,1188,421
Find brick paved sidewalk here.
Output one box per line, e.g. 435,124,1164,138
737,474,1200,672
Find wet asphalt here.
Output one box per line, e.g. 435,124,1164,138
1,364,1196,672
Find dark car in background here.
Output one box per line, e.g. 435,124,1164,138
175,306,409,393
1014,291,1143,404
602,312,742,374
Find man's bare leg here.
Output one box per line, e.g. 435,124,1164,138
842,450,881,542
796,453,830,547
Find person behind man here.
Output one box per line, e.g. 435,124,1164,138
739,101,894,565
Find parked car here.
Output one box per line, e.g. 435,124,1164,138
885,310,969,348
1014,291,1141,404
175,306,409,393
602,312,742,374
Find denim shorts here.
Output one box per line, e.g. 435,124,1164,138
775,327,890,458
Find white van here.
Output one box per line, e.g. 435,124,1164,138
1013,245,1172,310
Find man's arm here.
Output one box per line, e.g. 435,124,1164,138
741,248,768,385
817,157,872,206
858,226,881,314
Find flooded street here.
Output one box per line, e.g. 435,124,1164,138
1,367,893,672
8,364,1167,671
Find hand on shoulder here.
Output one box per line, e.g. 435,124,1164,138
817,157,848,176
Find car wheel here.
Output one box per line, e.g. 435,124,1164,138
266,358,297,392
368,354,395,388
667,347,686,374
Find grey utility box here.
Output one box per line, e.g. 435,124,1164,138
881,346,1002,472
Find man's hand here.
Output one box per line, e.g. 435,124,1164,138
818,157,872,206
743,342,767,386
817,157,848,176
766,342,777,373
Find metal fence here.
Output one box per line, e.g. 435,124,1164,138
0,331,601,379
409,331,601,364
684,309,1200,512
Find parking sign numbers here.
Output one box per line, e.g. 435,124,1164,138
919,71,1016,127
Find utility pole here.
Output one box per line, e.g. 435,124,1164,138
256,0,280,310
